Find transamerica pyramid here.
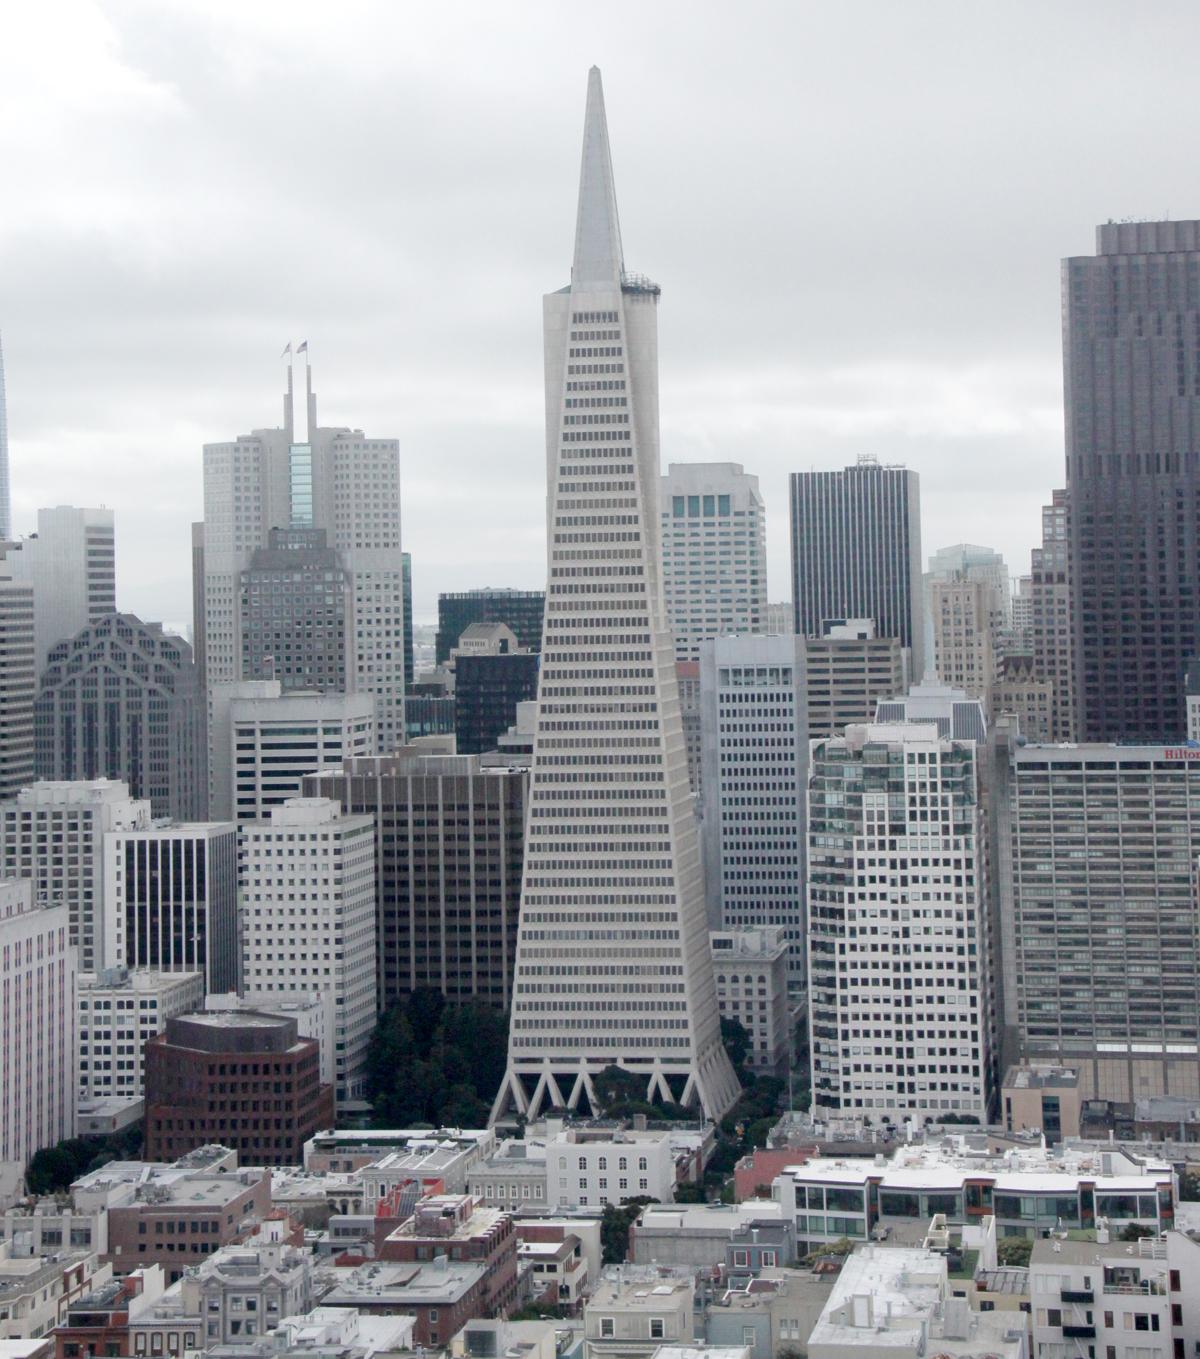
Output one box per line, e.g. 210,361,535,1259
491,68,741,1123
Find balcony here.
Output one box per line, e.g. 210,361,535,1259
1060,1289,1094,1303
1063,1324,1096,1339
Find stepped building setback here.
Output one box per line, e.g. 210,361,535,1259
492,68,738,1121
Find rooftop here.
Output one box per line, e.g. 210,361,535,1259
637,1202,780,1234
1003,1064,1079,1091
320,1258,487,1308
589,1278,692,1311
782,1137,1171,1191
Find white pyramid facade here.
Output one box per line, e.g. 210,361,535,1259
492,69,740,1123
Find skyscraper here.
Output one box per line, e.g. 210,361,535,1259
107,820,240,994
0,779,152,973
492,69,739,1122
1031,489,1074,741
35,614,204,819
807,722,989,1122
200,354,405,760
994,734,1200,1101
305,752,528,1011
435,589,546,664
8,506,116,674
0,542,35,800
0,333,10,541
789,458,924,676
699,635,806,987
660,462,767,660
238,528,352,691
0,880,74,1169
1065,220,1200,740
241,797,376,1106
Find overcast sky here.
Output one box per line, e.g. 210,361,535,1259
2,0,1195,629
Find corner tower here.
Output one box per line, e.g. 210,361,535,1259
492,69,740,1122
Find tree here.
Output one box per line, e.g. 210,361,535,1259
720,1016,752,1077
1180,1171,1200,1202
673,1182,707,1203
1119,1223,1155,1241
997,1236,1033,1267
600,1197,657,1264
593,1065,645,1114
365,992,511,1129
26,1146,76,1196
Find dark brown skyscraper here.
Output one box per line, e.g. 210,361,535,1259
1066,220,1200,740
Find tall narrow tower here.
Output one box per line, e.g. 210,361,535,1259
0,333,10,540
492,69,739,1123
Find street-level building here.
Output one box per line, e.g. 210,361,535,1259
710,928,790,1075
143,1012,333,1167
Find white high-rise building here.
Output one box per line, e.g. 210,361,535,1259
208,680,375,823
77,966,204,1106
699,635,806,988
926,543,1011,628
807,723,989,1123
0,542,35,801
8,506,116,673
200,355,404,768
240,797,376,1105
0,779,151,973
0,878,74,1167
492,69,739,1122
661,463,767,661
0,333,9,541
106,820,240,993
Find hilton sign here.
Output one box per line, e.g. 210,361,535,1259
1164,748,1200,760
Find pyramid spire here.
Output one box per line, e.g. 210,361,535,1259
572,67,624,284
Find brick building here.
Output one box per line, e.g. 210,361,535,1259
143,1012,333,1166
377,1195,518,1339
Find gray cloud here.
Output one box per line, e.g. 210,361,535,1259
1,0,1195,626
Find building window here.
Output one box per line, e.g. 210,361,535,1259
600,1319,614,1338
650,1319,665,1339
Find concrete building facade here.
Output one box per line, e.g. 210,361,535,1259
0,779,151,974
808,724,989,1122
995,736,1200,1100
304,753,527,1010
710,927,790,1075
0,880,74,1168
790,459,924,677
0,543,35,800
1030,488,1074,741
700,635,806,987
660,462,767,662
106,820,239,994
7,507,116,676
77,967,204,1107
208,681,374,824
240,798,376,1104
802,620,906,741
199,356,405,771
493,69,738,1121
